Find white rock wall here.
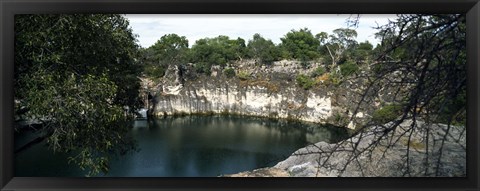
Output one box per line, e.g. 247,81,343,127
153,84,333,124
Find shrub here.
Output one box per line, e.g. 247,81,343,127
340,60,359,77
223,68,235,78
333,112,348,125
144,65,166,79
315,73,330,83
311,66,326,77
372,104,404,124
325,71,342,86
237,70,251,80
194,62,212,75
296,74,315,90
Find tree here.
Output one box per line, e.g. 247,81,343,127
353,41,374,64
321,28,358,72
14,14,141,176
305,14,466,177
189,35,247,74
141,34,189,78
233,37,248,61
280,28,320,64
150,33,189,65
139,47,165,78
246,33,280,65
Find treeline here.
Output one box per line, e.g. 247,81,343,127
140,28,377,79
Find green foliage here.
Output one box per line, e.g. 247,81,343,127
374,14,466,128
247,33,281,65
151,34,189,64
143,64,166,79
140,48,165,78
15,14,139,176
340,60,359,77
194,62,213,75
223,68,236,78
372,104,404,124
430,88,466,125
189,36,247,74
333,112,348,125
311,66,326,77
237,70,251,80
353,41,374,63
330,28,358,49
320,28,358,69
315,32,329,44
296,74,316,90
322,71,342,87
141,34,189,78
280,28,320,62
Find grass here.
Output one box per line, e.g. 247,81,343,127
371,104,403,125
315,73,330,83
239,79,280,93
237,70,251,80
401,138,426,150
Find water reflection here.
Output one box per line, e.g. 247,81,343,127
15,115,349,177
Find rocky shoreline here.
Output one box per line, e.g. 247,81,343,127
224,120,466,177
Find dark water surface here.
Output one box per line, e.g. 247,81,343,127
15,115,350,177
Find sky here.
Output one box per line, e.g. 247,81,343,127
124,14,397,48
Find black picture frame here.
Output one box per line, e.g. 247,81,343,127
1,0,479,190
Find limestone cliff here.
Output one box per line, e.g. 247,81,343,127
142,60,372,129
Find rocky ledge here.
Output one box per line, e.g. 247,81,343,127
222,167,290,177
224,119,466,177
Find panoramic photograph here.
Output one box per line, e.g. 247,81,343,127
14,14,466,177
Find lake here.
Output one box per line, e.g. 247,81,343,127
15,115,350,177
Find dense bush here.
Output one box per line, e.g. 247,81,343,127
143,64,166,79
340,60,359,77
296,74,315,90
223,68,236,78
372,104,404,124
324,71,342,86
237,70,251,80
189,36,246,71
194,62,212,75
311,66,326,77
280,28,320,61
247,33,281,65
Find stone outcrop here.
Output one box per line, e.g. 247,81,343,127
225,120,466,177
143,60,372,129
222,167,290,177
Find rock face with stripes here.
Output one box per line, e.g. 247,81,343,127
147,62,347,127
144,61,392,129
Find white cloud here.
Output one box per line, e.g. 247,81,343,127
125,14,396,48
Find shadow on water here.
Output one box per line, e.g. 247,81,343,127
15,115,350,177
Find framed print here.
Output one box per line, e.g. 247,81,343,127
1,0,479,190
